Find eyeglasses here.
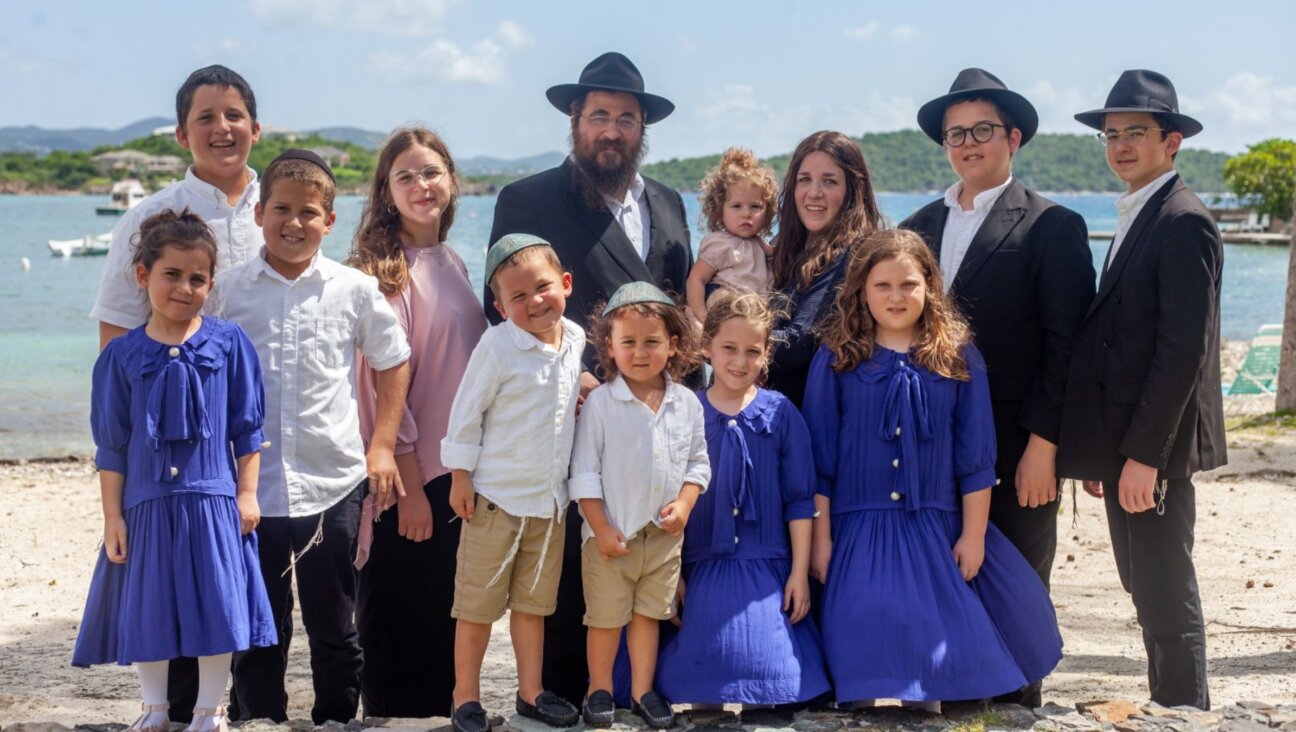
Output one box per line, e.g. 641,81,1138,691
943,123,1005,147
390,164,447,189
581,113,645,132
1097,127,1166,146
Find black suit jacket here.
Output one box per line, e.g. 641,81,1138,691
901,180,1095,479
1056,175,1226,480
486,159,692,340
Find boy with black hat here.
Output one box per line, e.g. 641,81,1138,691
1058,70,1225,710
901,70,1094,705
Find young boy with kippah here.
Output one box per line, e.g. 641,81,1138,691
441,234,585,732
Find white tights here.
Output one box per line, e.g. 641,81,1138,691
136,654,232,729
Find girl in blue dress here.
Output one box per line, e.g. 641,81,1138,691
72,209,276,732
802,230,1061,712
657,291,831,714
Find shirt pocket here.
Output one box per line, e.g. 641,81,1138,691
311,317,350,371
666,421,694,473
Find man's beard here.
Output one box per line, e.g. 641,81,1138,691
569,128,647,211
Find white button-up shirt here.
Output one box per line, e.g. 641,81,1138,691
90,166,263,329
603,173,650,261
938,176,1013,291
1105,169,1178,272
569,375,710,542
208,250,410,517
440,317,586,518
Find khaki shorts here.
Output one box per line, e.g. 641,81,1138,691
581,523,683,628
451,497,564,623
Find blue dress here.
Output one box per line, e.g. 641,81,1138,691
655,388,831,704
72,318,277,666
802,344,1062,702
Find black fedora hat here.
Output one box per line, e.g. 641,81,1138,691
1074,69,1202,138
916,68,1039,146
546,52,675,124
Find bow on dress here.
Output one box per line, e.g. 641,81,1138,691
878,359,934,512
141,345,211,482
707,400,780,555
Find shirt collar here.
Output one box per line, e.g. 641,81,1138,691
247,246,333,283
1116,170,1178,217
607,372,677,403
501,316,578,353
943,175,1013,214
603,172,646,210
182,165,259,208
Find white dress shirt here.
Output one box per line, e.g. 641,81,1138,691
90,166,263,329
441,317,586,518
603,172,650,261
938,176,1013,292
569,375,710,542
1105,170,1178,272
208,250,410,517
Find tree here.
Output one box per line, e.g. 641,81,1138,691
1223,138,1296,221
1278,181,1296,413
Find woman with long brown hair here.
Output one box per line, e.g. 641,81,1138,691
347,127,488,718
766,131,884,407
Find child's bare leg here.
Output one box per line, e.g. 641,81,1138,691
511,611,545,702
586,626,621,695
453,619,492,706
626,612,660,702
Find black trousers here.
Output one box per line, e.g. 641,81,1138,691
543,503,590,707
989,479,1061,591
230,483,365,723
1103,476,1209,710
357,474,460,717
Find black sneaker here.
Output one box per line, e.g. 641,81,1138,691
632,690,675,729
517,690,579,727
582,689,616,728
452,700,491,732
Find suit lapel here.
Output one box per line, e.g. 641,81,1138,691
951,180,1026,293
1085,175,1181,320
642,182,668,284
559,160,653,282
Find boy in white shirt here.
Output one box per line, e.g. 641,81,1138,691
92,65,264,350
441,233,585,732
209,150,411,724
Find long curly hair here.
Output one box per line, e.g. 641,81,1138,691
588,298,704,383
771,131,883,292
698,147,778,238
347,127,459,296
818,229,971,379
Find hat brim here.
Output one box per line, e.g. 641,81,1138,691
917,88,1039,146
546,83,675,124
1074,107,1202,138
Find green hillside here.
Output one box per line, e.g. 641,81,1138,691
642,129,1229,194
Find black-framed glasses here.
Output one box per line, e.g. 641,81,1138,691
390,164,447,189
1097,127,1166,146
581,113,645,132
943,123,1006,147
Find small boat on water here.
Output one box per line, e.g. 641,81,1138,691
49,233,112,257
95,179,147,215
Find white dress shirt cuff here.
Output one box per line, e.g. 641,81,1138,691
439,439,482,472
568,474,604,502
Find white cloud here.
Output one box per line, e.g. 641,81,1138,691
195,38,254,61
843,22,880,40
842,21,920,42
496,20,532,49
890,25,917,41
1172,72,1296,152
1020,80,1091,132
351,0,465,37
249,0,342,27
368,38,506,85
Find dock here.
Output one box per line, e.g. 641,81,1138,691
1089,231,1289,246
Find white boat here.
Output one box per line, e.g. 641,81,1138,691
96,179,147,215
49,233,112,257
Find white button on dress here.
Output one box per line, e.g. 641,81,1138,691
168,347,180,358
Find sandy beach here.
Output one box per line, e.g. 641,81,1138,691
1,347,1293,724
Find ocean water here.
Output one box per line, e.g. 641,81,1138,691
0,192,1288,459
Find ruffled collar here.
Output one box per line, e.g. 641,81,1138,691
133,317,231,377
700,387,780,435
699,388,782,555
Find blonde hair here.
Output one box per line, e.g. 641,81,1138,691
589,299,703,383
818,229,971,379
699,147,778,238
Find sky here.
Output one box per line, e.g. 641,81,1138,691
1,0,1293,162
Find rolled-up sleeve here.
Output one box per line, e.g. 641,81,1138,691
440,336,503,473
682,398,711,492
568,393,607,502
356,281,411,371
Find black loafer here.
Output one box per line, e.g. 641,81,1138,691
452,700,490,732
632,690,675,729
517,690,579,727
582,689,616,728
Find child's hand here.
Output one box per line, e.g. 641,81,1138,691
810,535,831,583
397,487,433,542
687,309,705,334
784,571,811,624
660,498,694,536
366,448,405,507
236,492,261,535
594,525,629,560
448,471,476,522
1082,480,1104,498
103,516,128,564
952,533,985,581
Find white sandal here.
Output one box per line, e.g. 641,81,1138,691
184,705,229,732
126,702,171,732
